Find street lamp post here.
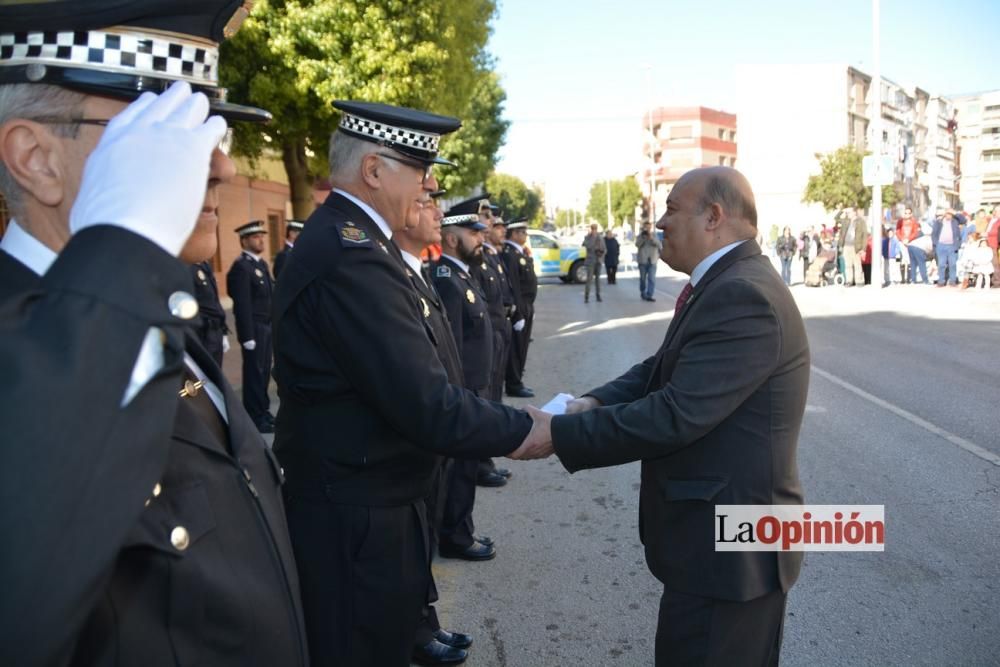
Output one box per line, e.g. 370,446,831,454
871,0,884,289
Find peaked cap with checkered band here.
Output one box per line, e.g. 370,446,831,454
0,0,270,123
333,100,461,166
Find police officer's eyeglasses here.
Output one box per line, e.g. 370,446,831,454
32,117,111,127
377,152,434,185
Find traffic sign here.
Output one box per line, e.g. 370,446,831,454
862,154,894,187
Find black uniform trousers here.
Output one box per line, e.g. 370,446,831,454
414,459,451,647
284,496,430,667
655,587,786,667
440,387,486,550
197,317,226,368
241,320,272,424
505,302,534,391
480,318,512,477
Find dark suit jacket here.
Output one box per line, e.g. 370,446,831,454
552,240,809,602
271,192,532,507
273,243,292,279
1,227,306,666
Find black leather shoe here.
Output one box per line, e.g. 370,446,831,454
412,639,467,665
439,540,497,561
493,467,512,479
476,470,507,487
474,534,494,546
434,628,473,649
506,386,535,398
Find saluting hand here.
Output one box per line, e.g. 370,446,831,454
508,405,554,460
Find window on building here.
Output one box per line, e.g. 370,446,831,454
985,104,1000,112
984,126,1000,135
729,130,736,142
718,156,726,165
267,211,283,259
670,125,692,140
983,150,1000,162
670,151,694,168
718,128,725,140
729,157,736,167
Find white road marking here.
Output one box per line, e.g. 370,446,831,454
812,365,1000,467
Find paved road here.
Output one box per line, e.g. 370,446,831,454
430,266,1000,667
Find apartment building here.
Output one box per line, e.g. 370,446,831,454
734,64,957,232
952,90,1000,211
638,106,737,221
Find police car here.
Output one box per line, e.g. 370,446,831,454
527,229,588,283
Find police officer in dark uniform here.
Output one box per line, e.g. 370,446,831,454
190,260,230,367
433,212,501,562
503,219,538,398
0,3,308,666
272,101,537,667
273,219,304,279
395,193,475,666
227,221,275,433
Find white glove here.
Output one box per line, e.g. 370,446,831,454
513,319,526,332
242,340,256,351
70,81,228,257
222,335,231,354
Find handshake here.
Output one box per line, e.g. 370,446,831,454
506,395,600,460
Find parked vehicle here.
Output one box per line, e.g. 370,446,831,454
527,229,587,283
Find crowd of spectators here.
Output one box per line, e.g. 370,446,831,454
764,205,1000,289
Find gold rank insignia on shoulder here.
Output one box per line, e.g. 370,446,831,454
519,257,526,266
420,297,430,318
498,265,504,273
466,289,475,304
254,268,263,278
179,379,204,398
197,269,206,281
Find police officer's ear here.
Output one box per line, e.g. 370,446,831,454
360,152,383,190
0,119,70,209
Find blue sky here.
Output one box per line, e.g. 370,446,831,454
487,0,1000,210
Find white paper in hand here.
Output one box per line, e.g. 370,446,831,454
540,393,575,415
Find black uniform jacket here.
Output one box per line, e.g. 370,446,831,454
475,247,514,332
226,252,273,344
403,261,464,387
432,255,493,390
271,192,532,506
501,241,538,315
0,227,305,666
273,243,292,280
551,241,809,603
191,260,228,332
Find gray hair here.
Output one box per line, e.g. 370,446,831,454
0,84,88,216
699,172,758,228
328,130,388,183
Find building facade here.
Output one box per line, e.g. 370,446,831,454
952,90,1000,211
638,106,737,222
734,64,958,233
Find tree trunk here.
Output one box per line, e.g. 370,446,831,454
281,138,315,220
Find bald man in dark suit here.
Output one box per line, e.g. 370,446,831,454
513,167,810,666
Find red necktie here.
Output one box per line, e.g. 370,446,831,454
674,283,693,314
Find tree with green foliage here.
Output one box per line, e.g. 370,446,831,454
803,145,901,212
220,0,504,218
437,69,509,196
586,177,643,227
485,173,543,226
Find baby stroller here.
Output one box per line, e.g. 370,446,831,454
805,247,842,286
